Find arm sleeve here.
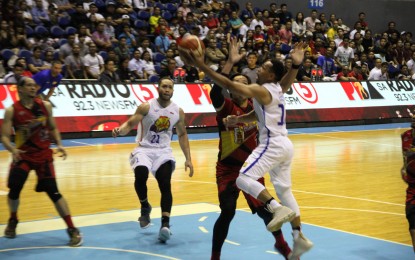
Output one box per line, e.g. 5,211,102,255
210,83,225,109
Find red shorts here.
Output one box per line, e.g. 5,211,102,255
9,158,56,183
216,162,265,212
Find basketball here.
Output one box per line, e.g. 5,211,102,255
178,35,205,65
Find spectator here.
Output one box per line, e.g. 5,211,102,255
149,7,161,34
12,25,32,50
83,43,105,79
349,21,365,40
92,22,113,50
98,60,120,83
240,52,258,84
70,3,89,30
128,50,145,80
337,65,355,81
334,28,345,48
317,47,337,79
326,19,339,42
15,58,33,78
297,58,313,81
407,52,415,75
337,18,350,34
348,64,364,81
59,34,76,62
278,21,293,46
3,63,24,84
104,16,118,43
118,24,137,53
206,11,220,30
277,3,293,25
205,38,227,71
292,12,306,42
335,37,354,69
240,2,254,21
159,59,177,79
118,58,134,82
199,16,210,40
155,26,171,55
358,12,368,30
361,63,369,80
397,65,413,80
114,37,132,61
228,11,243,37
65,44,87,79
183,64,199,82
178,0,191,17
31,0,50,26
141,51,157,79
33,60,63,101
28,46,51,74
250,11,265,31
368,59,389,80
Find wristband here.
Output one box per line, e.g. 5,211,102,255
292,63,301,69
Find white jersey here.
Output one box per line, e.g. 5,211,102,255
253,82,288,144
136,99,180,149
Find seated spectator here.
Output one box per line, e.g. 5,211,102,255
397,64,412,80
83,43,105,79
361,63,369,80
206,11,220,30
155,26,171,55
31,0,51,26
11,24,32,50
118,25,137,53
128,50,145,80
75,24,93,45
92,22,113,50
337,66,355,81
59,34,76,62
335,37,354,69
65,44,87,79
159,59,177,79
348,64,364,81
70,3,89,30
240,52,258,84
98,59,120,83
137,38,153,58
43,50,55,67
149,7,162,34
205,38,226,71
297,58,313,81
292,12,307,42
118,58,134,82
317,47,337,79
4,63,24,84
114,37,131,61
368,60,389,80
28,46,51,74
15,58,33,78
141,51,157,79
278,21,293,46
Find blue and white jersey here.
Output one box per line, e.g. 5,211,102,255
253,82,288,144
136,98,180,148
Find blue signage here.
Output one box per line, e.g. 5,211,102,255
308,0,324,9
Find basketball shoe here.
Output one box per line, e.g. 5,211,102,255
266,205,296,232
4,218,18,238
139,204,152,229
289,232,313,260
67,227,83,247
158,223,172,243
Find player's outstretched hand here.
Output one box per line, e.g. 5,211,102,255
290,41,308,66
55,145,67,160
112,127,120,138
185,160,194,177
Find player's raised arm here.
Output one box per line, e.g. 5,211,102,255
112,103,150,137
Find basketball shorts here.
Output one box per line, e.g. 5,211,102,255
8,158,56,190
240,135,294,187
130,146,176,175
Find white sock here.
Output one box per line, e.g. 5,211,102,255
293,229,301,239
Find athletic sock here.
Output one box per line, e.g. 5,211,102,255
63,215,75,228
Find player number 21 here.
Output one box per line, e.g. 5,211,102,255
151,134,160,143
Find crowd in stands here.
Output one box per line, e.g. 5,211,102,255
1,0,415,84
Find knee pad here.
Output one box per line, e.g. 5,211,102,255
38,178,62,202
8,168,29,200
236,174,264,199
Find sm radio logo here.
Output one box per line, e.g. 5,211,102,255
340,81,384,100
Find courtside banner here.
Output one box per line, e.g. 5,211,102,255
0,81,414,132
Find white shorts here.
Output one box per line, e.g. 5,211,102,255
130,146,176,176
240,135,293,188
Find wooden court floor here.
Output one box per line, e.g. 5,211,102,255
0,127,410,247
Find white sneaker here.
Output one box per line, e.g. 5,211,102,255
158,226,172,242
266,206,296,232
289,232,313,260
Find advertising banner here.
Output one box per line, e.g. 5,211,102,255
0,81,414,132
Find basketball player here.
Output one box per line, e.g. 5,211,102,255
112,77,194,242
401,115,415,253
180,39,313,259
210,53,293,259
1,77,82,247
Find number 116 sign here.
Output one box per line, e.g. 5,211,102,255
308,0,324,9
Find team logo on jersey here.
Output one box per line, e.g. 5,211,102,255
150,116,170,133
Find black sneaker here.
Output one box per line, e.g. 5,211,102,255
67,227,83,247
4,218,18,238
138,204,152,229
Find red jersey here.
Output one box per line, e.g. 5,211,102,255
401,129,415,205
216,98,257,167
13,98,52,162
